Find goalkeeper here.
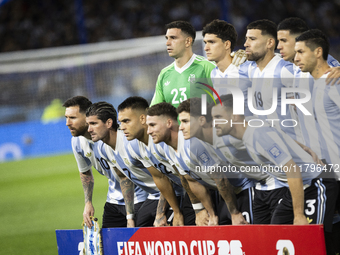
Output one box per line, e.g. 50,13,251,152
150,21,216,108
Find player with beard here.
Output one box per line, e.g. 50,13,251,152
63,96,147,228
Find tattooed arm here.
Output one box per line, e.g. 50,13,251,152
80,169,95,228
147,166,184,226
154,193,170,227
212,177,247,225
174,166,210,226
184,174,218,226
113,167,135,227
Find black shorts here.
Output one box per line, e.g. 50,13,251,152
181,193,196,225
135,197,182,227
253,187,289,224
271,178,338,232
217,187,254,225
102,201,144,228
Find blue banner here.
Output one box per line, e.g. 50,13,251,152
0,119,72,162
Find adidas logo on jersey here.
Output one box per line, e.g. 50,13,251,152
85,152,92,157
164,81,170,86
188,74,195,83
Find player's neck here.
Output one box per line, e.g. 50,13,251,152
311,60,329,79
105,130,117,150
139,126,149,145
175,50,193,69
230,121,247,140
217,54,233,73
196,126,213,144
84,132,92,140
256,51,275,71
168,127,179,151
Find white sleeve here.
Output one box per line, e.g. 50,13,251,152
127,142,152,168
71,139,92,173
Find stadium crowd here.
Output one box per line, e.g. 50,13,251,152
0,0,339,53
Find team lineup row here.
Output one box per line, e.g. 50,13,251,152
64,17,340,254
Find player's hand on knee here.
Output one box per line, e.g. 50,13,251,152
127,219,135,228
195,209,209,226
293,214,309,225
83,202,95,228
154,213,168,227
173,212,184,226
231,212,249,225
208,214,219,226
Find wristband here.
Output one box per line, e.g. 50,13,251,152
192,203,204,210
126,214,134,220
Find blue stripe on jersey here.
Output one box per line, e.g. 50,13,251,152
327,54,340,67
315,179,326,224
312,77,340,166
217,135,257,166
129,139,183,196
98,140,159,199
72,137,91,166
163,141,215,189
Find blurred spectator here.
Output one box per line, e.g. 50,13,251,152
41,98,65,124
0,0,338,59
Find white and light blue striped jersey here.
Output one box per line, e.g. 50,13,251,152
312,73,340,178
162,131,217,189
97,130,161,200
242,123,321,189
127,135,184,196
293,55,340,159
185,136,254,194
327,54,340,67
248,55,301,140
210,62,254,117
72,136,147,205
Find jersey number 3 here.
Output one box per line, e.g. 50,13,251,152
171,88,187,105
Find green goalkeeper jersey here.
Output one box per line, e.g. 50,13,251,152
151,54,216,108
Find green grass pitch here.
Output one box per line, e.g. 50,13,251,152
0,153,108,255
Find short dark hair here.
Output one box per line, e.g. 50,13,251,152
277,17,309,35
216,94,233,111
63,96,92,113
177,98,213,122
146,102,178,121
85,101,119,131
166,20,196,44
118,96,149,112
295,29,329,60
202,19,238,51
247,19,277,47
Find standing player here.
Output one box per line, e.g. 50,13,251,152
277,17,339,66
63,96,147,228
295,29,340,254
202,19,254,118
85,101,179,227
244,19,301,141
151,21,216,107
277,18,340,162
